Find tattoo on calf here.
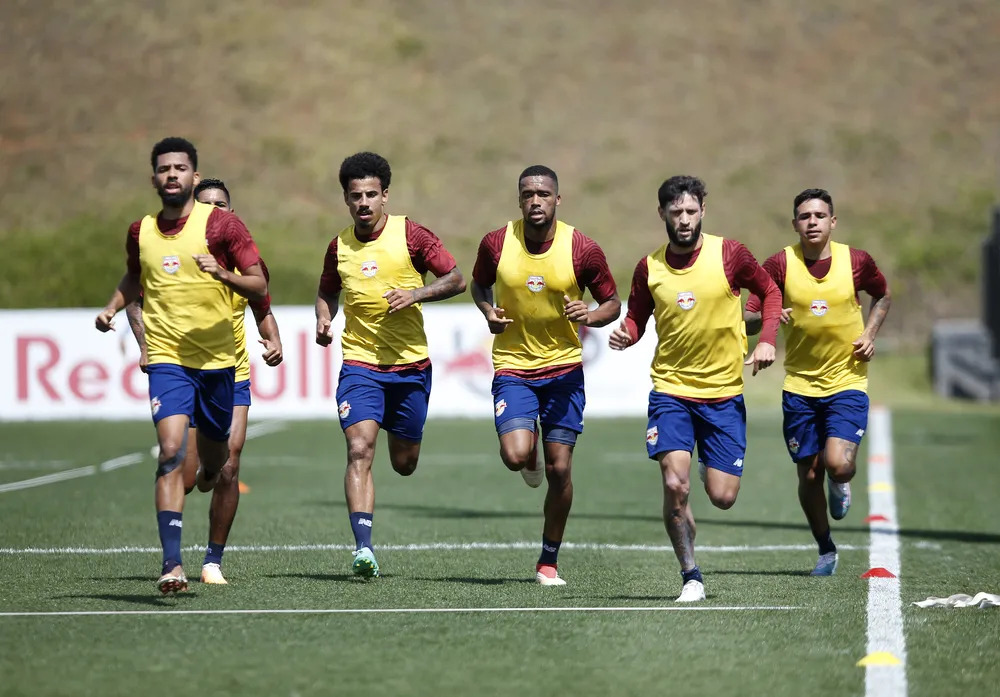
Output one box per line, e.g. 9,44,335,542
666,508,696,569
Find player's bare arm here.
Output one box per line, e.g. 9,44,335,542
192,256,267,302
609,258,652,351
471,280,514,334
125,300,149,371
95,272,142,332
563,293,621,328
744,307,792,336
383,266,466,314
853,287,892,361
252,307,283,366
315,290,339,347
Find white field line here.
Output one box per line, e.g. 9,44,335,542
0,605,804,618
0,421,286,495
0,541,866,556
865,406,908,697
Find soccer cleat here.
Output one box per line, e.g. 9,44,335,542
352,547,380,578
698,460,707,484
195,466,220,493
157,566,189,595
200,562,228,585
810,552,839,576
520,429,544,489
535,563,566,586
675,579,706,603
828,480,851,520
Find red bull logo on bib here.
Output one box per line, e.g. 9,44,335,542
361,260,378,278
525,275,545,293
676,291,696,310
161,256,180,274
810,299,829,317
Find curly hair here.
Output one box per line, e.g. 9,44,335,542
150,137,197,171
338,152,392,191
657,175,707,208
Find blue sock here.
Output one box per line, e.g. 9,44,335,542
157,510,183,573
538,536,561,566
681,566,703,584
204,542,225,566
349,512,373,551
814,529,837,556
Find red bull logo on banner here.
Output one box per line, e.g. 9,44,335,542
526,275,545,293
676,291,696,310
361,261,378,278
161,256,180,274
810,299,829,316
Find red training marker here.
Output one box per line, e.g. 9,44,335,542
864,514,889,523
860,567,897,579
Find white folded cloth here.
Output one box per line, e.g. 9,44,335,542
913,593,1000,609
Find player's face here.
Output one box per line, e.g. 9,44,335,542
659,192,704,248
518,176,560,229
196,187,232,212
152,152,198,208
793,199,836,247
344,176,388,231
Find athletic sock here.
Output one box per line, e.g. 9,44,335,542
814,528,837,556
681,566,703,585
538,536,561,566
349,512,374,551
204,542,225,567
157,510,183,572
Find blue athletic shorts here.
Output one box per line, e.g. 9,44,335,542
782,389,869,462
645,392,747,476
492,366,585,442
233,379,252,408
336,363,432,442
147,364,235,442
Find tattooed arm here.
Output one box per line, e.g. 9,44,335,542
125,300,148,372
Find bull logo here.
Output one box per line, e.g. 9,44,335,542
338,401,351,419
161,256,181,274
810,299,829,316
526,275,545,293
361,260,378,278
646,426,659,445
676,291,696,310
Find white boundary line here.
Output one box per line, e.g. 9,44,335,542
0,605,804,618
865,406,908,696
0,421,286,495
0,541,866,556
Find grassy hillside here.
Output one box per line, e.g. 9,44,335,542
2,0,998,340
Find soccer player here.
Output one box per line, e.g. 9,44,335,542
609,175,781,602
470,165,621,586
124,177,284,585
315,152,466,578
96,137,268,594
744,188,891,576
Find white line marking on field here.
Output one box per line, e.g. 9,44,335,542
244,421,287,440
865,406,908,696
0,466,97,494
0,605,804,618
0,541,865,556
0,460,74,471
99,453,144,472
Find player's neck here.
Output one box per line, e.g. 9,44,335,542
667,234,704,256
800,239,831,261
523,217,557,243
160,197,195,221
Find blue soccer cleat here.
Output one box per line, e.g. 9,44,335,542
352,547,380,578
827,480,851,520
810,552,839,576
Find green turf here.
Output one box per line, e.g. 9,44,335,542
0,412,997,697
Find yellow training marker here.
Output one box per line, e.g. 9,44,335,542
856,652,902,667
868,482,894,493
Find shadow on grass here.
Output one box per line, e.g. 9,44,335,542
263,573,389,582
410,576,534,586
697,518,1000,545
711,569,811,577
54,593,197,606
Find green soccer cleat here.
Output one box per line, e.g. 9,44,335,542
352,547,380,578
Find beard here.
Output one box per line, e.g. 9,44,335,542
666,218,702,247
156,182,193,208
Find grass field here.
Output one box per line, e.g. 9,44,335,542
1,406,998,696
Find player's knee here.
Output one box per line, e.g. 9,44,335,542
499,445,530,471
707,488,738,510
391,455,418,476
218,459,239,486
545,460,572,485
663,472,690,499
346,440,375,468
827,458,855,482
156,439,187,479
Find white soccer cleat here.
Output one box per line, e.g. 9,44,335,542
535,564,566,586
200,562,228,584
675,579,706,603
827,480,851,520
810,552,839,576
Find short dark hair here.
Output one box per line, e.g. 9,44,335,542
194,178,231,205
657,175,706,208
339,151,391,191
793,188,834,216
518,165,558,191
150,137,197,171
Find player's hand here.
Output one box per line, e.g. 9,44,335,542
852,333,876,362
745,341,776,376
485,307,514,334
780,307,793,324
95,307,117,333
609,320,634,351
383,288,418,314
259,338,283,366
315,317,333,347
138,347,149,373
564,295,590,324
192,254,227,281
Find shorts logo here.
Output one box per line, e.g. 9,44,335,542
810,299,829,316
526,275,546,293
495,399,507,418
161,256,181,274
787,437,800,454
361,260,378,278
150,396,162,416
677,292,696,310
733,458,744,469
338,400,351,419
856,428,865,438
646,426,659,446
